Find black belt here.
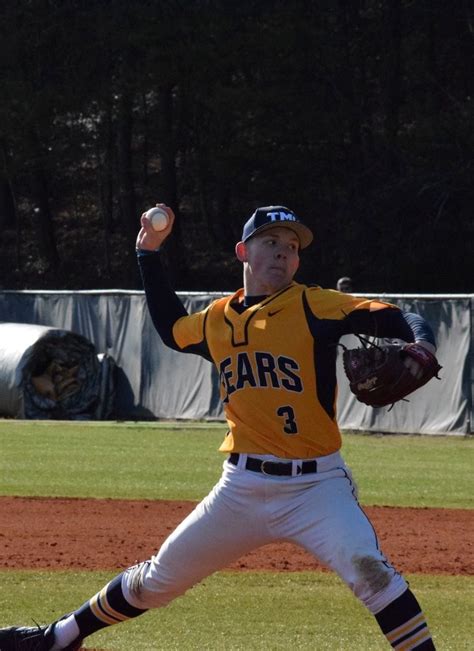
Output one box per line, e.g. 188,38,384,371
229,453,317,476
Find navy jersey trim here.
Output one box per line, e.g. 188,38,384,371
302,290,339,419
224,285,296,348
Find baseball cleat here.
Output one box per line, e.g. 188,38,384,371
0,623,82,650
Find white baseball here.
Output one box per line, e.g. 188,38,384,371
146,207,169,231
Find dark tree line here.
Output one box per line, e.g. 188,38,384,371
0,0,472,292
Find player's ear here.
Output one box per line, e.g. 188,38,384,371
235,241,247,262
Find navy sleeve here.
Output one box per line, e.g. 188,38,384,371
342,307,436,347
402,312,436,347
137,251,212,360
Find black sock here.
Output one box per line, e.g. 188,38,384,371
375,588,435,649
73,572,147,638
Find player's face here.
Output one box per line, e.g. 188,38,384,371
238,227,300,295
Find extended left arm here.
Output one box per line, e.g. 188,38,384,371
342,307,436,350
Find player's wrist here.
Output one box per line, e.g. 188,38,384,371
413,340,436,355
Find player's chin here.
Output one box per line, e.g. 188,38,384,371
266,269,292,292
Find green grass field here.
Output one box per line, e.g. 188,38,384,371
1,571,472,650
0,420,473,649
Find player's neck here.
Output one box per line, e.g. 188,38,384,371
243,294,267,307
243,276,294,298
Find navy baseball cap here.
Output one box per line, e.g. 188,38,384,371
241,206,313,249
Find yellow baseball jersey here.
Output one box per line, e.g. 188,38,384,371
172,282,399,459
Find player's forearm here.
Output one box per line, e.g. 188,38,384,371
342,308,435,347
137,250,187,351
401,312,436,349
367,309,436,348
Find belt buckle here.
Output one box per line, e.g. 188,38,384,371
260,460,273,475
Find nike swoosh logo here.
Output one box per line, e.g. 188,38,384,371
268,308,284,317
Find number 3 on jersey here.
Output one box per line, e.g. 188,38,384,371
277,405,298,435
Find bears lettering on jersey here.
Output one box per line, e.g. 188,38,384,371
219,351,303,403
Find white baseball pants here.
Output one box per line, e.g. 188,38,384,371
123,451,407,615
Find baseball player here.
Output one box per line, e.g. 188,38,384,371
0,205,438,650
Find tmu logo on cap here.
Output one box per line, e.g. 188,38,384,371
266,210,297,222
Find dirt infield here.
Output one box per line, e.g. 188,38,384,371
1,496,472,575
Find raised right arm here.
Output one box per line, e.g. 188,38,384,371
136,205,212,361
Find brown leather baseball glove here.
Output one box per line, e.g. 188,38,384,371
342,342,442,408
